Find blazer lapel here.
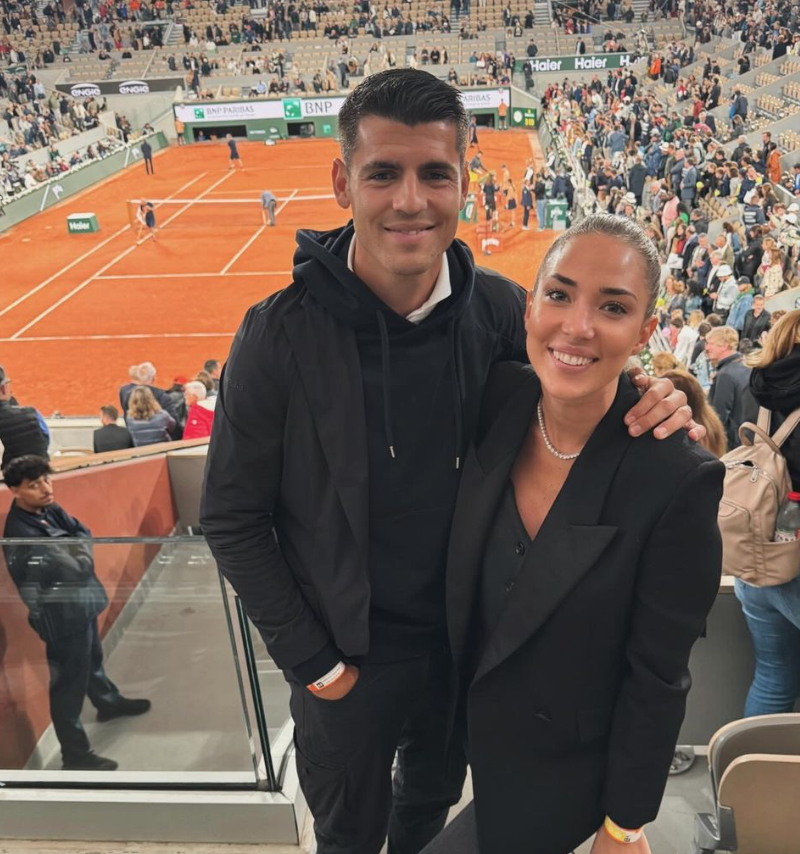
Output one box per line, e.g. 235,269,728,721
447,367,540,669
474,376,640,683
283,297,369,566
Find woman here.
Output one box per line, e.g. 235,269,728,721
667,220,687,259
736,311,800,715
652,350,680,377
135,201,156,243
674,309,702,366
663,369,727,457
766,142,782,186
423,215,724,854
760,238,786,299
126,387,176,447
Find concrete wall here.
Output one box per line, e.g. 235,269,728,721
102,91,179,131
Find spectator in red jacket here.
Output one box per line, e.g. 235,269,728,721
182,380,215,440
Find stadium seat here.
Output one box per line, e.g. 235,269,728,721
693,715,800,854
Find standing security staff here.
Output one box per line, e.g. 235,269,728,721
2,456,151,770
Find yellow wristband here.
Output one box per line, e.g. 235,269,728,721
603,816,643,844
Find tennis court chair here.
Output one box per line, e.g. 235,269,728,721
693,714,800,854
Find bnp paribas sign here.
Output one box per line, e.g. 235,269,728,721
527,53,640,72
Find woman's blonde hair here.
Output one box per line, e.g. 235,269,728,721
688,309,705,328
651,352,680,375
127,386,161,421
663,370,727,458
746,310,800,369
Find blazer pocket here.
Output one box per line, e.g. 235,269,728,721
576,706,615,745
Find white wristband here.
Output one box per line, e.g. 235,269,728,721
307,661,346,693
604,816,643,843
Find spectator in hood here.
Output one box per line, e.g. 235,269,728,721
737,311,800,716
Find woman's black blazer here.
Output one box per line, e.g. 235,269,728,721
446,363,725,854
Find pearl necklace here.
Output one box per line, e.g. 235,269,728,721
537,399,580,461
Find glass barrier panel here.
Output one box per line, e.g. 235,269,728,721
240,613,292,779
0,537,263,786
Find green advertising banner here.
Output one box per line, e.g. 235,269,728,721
510,107,538,128
517,53,642,73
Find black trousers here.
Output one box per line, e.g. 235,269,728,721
46,617,122,763
144,156,154,175
290,648,467,854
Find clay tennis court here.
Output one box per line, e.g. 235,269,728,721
0,131,551,415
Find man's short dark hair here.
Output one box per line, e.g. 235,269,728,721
3,455,53,487
203,359,220,374
101,404,119,421
337,69,469,167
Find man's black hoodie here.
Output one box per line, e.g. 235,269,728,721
293,224,516,662
201,222,526,684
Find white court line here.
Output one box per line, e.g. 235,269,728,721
206,187,332,195
0,332,237,343
221,225,266,275
127,193,334,205
0,172,208,322
11,171,235,340
220,188,299,275
95,271,293,280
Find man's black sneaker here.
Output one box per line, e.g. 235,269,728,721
97,698,152,722
63,752,119,771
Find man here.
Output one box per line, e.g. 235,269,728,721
520,179,533,230
226,133,244,170
710,264,738,323
2,456,151,770
730,89,748,127
741,293,771,346
726,277,755,333
679,156,698,209
200,69,699,854
203,358,222,391
93,405,133,453
0,365,48,466
182,380,215,440
497,95,507,131
140,137,153,175
706,326,758,450
468,148,485,175
118,362,181,435
261,189,277,226
627,153,647,206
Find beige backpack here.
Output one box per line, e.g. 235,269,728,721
718,407,800,586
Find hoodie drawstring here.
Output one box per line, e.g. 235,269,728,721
375,311,464,471
448,319,464,470
376,311,396,460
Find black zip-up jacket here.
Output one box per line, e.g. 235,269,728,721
0,400,48,467
3,501,108,643
201,224,526,684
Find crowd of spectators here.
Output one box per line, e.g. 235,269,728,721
0,359,222,469
0,66,126,201
688,0,800,55
540,52,799,445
